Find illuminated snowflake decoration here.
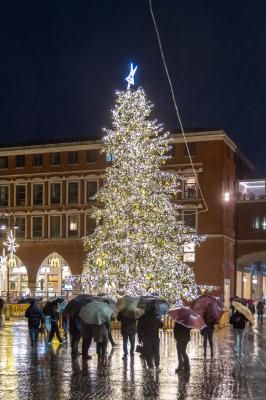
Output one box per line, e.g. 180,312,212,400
3,230,19,258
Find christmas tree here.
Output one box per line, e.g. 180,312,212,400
83,84,204,305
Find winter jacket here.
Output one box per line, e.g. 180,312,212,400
257,301,264,314
137,311,164,340
43,302,52,316
80,320,93,338
117,312,137,336
50,305,60,322
229,311,248,329
173,322,191,342
92,322,110,343
25,303,43,327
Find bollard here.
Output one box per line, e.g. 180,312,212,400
4,304,10,320
0,311,5,327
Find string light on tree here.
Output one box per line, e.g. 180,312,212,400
83,65,206,305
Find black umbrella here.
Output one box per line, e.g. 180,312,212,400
138,296,170,316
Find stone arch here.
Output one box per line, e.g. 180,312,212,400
5,255,30,296
237,251,266,267
35,252,72,298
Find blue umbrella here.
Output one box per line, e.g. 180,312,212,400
138,296,170,316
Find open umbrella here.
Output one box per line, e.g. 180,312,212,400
117,296,144,319
232,301,253,323
168,308,206,330
190,295,223,324
92,296,117,314
138,296,170,316
63,295,92,317
79,301,114,325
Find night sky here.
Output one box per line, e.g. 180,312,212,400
0,1,265,175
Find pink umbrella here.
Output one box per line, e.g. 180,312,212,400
190,295,223,324
168,308,206,330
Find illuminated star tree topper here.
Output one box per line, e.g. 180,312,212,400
125,62,138,90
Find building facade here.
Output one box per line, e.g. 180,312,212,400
0,130,260,305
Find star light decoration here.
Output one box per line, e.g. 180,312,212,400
125,62,138,90
3,230,19,267
83,84,208,306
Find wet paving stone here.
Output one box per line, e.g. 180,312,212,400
0,319,265,399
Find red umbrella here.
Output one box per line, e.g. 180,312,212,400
168,308,206,330
190,295,223,324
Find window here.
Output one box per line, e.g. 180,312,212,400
68,182,79,204
184,177,197,199
50,216,61,238
50,183,61,205
0,186,9,207
0,215,8,239
16,185,26,206
183,243,195,263
184,142,196,157
32,154,42,167
105,152,115,162
50,152,60,166
0,156,8,169
32,217,43,238
261,216,266,231
33,184,43,206
86,150,97,163
15,217,26,238
183,210,196,229
86,181,98,202
68,215,79,237
86,215,96,235
16,155,25,168
68,151,78,164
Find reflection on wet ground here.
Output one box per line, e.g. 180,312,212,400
1,319,265,399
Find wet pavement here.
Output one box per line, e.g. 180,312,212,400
0,318,266,400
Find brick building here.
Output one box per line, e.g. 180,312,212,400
0,130,260,305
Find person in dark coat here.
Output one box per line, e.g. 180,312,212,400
80,320,93,361
174,322,191,373
117,312,137,359
137,304,164,371
248,301,255,316
202,304,216,358
92,321,110,363
63,303,82,358
256,300,264,323
48,303,63,344
25,300,44,346
42,301,52,336
229,308,248,358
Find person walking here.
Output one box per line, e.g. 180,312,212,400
92,321,110,363
202,304,216,358
174,321,191,373
80,320,93,361
117,311,137,360
137,303,164,372
25,299,44,346
257,300,264,323
63,304,82,358
48,302,64,345
42,301,52,336
229,305,248,359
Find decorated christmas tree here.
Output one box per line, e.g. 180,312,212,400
83,73,204,304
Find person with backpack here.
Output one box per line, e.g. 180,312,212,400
25,299,44,346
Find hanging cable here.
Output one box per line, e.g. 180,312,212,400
149,0,208,214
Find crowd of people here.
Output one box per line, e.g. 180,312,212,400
1,294,264,373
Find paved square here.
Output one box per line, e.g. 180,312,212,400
0,319,265,399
